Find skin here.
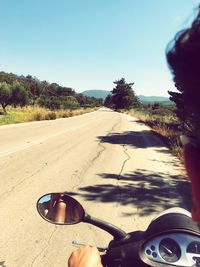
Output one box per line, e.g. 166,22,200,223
54,201,67,223
68,247,103,267
45,194,67,223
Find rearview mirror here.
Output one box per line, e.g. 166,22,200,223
36,193,85,225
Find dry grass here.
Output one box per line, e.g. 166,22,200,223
0,106,97,125
127,108,183,161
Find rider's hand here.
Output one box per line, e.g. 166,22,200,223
68,247,103,267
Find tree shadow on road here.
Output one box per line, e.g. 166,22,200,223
71,169,192,217
150,158,181,168
97,131,167,149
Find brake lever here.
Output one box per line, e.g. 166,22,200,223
72,240,108,252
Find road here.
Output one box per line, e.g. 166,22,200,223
0,108,191,267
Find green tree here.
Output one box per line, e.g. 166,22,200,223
24,75,42,104
0,82,12,113
0,71,18,84
107,78,140,110
0,70,103,110
104,94,113,108
75,93,88,107
38,96,62,110
10,81,29,107
152,102,161,110
63,96,80,109
0,81,29,113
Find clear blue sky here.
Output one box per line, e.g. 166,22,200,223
0,0,199,96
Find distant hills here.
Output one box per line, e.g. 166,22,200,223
138,95,171,104
82,90,171,104
82,90,110,100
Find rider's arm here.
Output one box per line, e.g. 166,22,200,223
54,200,66,223
68,247,103,267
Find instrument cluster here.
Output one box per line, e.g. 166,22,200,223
143,233,200,266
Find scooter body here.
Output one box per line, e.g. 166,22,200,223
37,193,200,267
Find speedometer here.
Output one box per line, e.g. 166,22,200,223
187,241,200,254
159,238,181,262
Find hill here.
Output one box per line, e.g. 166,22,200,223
82,90,171,104
138,95,171,104
82,90,110,100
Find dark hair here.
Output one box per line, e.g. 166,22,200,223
166,6,200,139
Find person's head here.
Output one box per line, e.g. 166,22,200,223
166,6,200,141
166,5,200,221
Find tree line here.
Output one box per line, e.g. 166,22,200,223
0,71,141,113
0,71,103,113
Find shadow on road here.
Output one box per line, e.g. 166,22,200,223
150,158,181,168
70,169,192,217
0,261,6,267
97,131,166,149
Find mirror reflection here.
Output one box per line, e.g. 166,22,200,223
37,193,84,225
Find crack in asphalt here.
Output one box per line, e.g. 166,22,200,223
0,163,49,202
31,225,57,267
0,133,90,202
119,145,131,178
116,145,131,210
70,141,107,193
0,138,82,201
70,118,122,193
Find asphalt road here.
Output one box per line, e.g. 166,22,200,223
0,108,191,267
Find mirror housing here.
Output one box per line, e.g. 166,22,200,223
36,193,85,225
37,192,127,239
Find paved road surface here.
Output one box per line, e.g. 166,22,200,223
0,108,191,266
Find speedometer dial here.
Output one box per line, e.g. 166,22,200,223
159,238,181,262
187,241,200,254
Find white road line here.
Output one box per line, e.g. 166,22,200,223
0,126,83,158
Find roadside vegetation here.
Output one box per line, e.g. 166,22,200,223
104,78,183,161
0,106,97,125
0,71,102,125
126,103,183,160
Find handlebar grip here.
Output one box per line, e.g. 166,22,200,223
101,254,109,267
101,254,123,267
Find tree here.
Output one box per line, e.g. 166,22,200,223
152,102,161,110
10,81,29,107
24,75,42,104
0,81,29,113
104,94,113,108
168,89,199,137
63,96,80,109
106,78,140,110
0,70,104,110
0,82,12,113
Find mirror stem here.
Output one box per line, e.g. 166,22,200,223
83,213,127,240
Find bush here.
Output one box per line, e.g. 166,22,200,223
45,112,57,120
30,108,46,121
61,112,70,118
